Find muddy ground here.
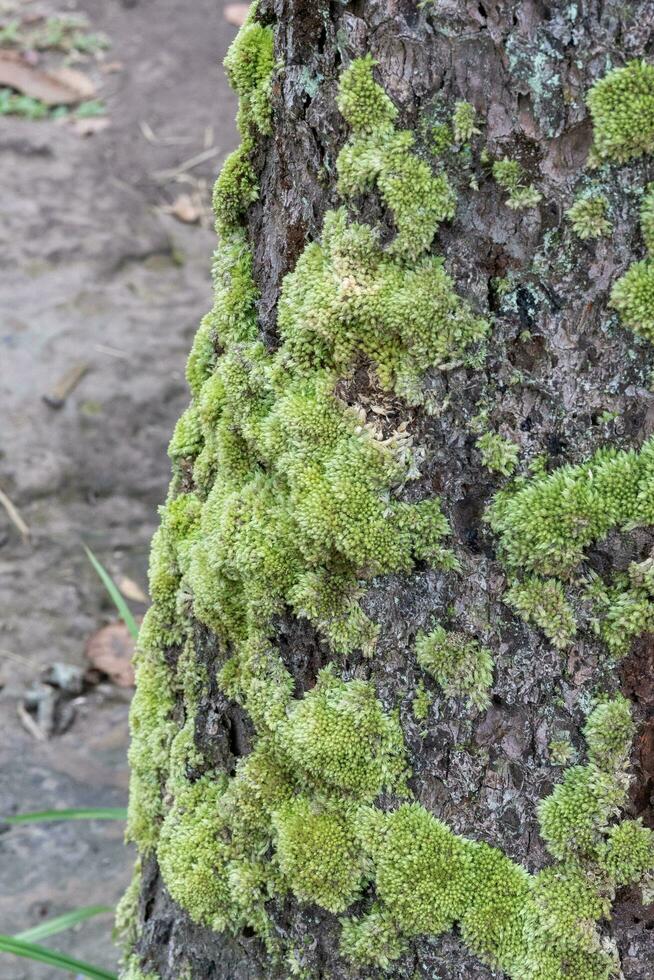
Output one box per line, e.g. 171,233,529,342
0,1,238,974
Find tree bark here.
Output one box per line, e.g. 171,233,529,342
123,2,654,978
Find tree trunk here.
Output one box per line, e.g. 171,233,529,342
119,2,654,978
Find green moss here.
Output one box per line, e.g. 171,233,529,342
521,865,615,979
336,55,397,134
587,59,654,163
610,258,654,342
126,610,177,851
336,56,456,260
452,100,479,143
114,860,141,954
273,797,365,912
505,576,577,649
281,667,408,801
538,698,633,863
360,803,472,936
487,440,654,578
549,737,575,766
158,778,233,930
492,158,542,210
212,144,260,236
411,679,432,721
584,694,635,770
458,843,529,971
339,905,407,969
416,625,493,711
277,202,487,392
598,819,654,887
126,38,649,977
223,12,275,137
567,194,611,240
591,559,654,657
477,431,519,476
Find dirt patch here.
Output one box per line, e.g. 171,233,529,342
0,0,238,974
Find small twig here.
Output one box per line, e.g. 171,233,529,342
94,343,128,359
42,361,89,409
139,120,192,146
17,703,46,742
0,487,29,542
151,145,222,182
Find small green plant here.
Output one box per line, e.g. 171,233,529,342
85,546,140,639
477,431,519,476
452,101,479,143
566,194,611,240
492,158,542,210
416,625,493,710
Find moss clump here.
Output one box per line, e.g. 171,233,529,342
521,866,615,980
610,258,654,341
411,679,431,721
487,440,654,578
360,804,472,936
587,59,654,163
158,778,233,930
223,12,275,137
492,158,542,210
339,905,406,970
538,697,633,863
416,625,493,710
477,431,519,476
280,667,408,801
505,576,577,649
125,608,177,851
452,100,479,143
274,798,364,912
488,440,654,659
567,194,611,240
589,560,654,658
278,208,487,395
549,738,575,766
336,56,456,259
212,6,274,235
598,819,654,887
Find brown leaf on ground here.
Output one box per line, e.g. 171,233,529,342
85,622,136,688
169,192,202,224
116,574,147,604
224,3,250,27
0,52,96,105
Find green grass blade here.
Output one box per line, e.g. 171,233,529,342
2,807,127,825
0,935,117,980
16,905,111,942
85,546,140,639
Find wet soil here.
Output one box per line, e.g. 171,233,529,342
0,0,237,974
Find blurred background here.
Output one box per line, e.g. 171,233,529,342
0,0,244,973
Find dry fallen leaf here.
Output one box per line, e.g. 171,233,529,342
169,192,202,224
85,622,136,688
0,51,96,105
224,3,250,27
117,574,148,604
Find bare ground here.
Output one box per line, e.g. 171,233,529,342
0,1,238,974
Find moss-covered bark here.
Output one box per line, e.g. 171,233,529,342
119,2,654,977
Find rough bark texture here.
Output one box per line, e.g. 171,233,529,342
128,2,654,977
